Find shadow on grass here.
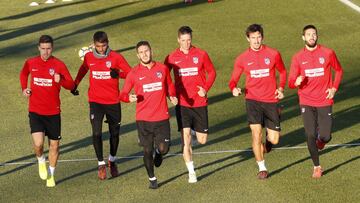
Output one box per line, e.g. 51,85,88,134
0,0,214,57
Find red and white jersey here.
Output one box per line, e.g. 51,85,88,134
164,46,216,107
119,62,176,122
229,45,287,103
74,50,131,104
288,45,343,107
19,56,75,115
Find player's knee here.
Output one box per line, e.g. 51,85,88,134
197,136,207,145
92,132,102,138
158,145,169,155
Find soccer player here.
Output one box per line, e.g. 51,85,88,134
165,26,216,183
119,41,177,189
19,35,75,187
72,31,132,180
228,24,287,179
288,25,343,178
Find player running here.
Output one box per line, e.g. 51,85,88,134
20,35,75,187
120,41,177,189
72,31,132,180
288,25,343,178
228,24,287,179
165,26,216,183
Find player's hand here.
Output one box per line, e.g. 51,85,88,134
170,96,178,105
129,94,137,102
23,88,31,97
275,87,284,100
232,87,242,97
295,76,304,87
325,87,337,99
54,73,61,83
197,86,207,97
110,68,119,79
71,84,79,96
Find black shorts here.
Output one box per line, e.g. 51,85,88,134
245,99,281,131
136,119,171,148
29,112,61,140
176,105,208,133
300,105,332,137
89,102,121,135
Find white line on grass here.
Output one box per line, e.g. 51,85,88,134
339,0,360,13
1,143,359,166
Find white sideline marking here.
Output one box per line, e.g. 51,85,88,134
1,143,359,166
340,0,360,13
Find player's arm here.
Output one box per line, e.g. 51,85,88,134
288,56,302,89
74,57,89,86
228,57,244,96
330,50,343,91
164,55,173,72
19,60,31,97
203,52,216,92
119,71,135,103
116,54,132,79
165,67,177,105
57,62,76,90
274,52,286,99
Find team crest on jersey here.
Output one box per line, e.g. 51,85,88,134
106,61,112,68
49,68,55,76
264,58,270,65
156,71,163,79
193,57,199,64
319,57,325,64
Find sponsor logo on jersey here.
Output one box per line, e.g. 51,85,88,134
193,57,199,64
106,61,112,68
156,71,163,79
178,67,198,76
34,77,53,86
92,71,111,79
250,68,269,78
304,68,324,77
264,58,270,65
143,82,162,93
319,57,325,64
49,68,55,76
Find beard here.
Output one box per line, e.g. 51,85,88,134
141,57,152,65
305,39,317,48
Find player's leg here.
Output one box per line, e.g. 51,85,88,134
89,102,106,180
154,119,171,168
44,113,61,187
316,106,333,150
29,112,47,180
246,100,268,179
193,106,209,145
301,105,322,178
105,103,121,177
137,121,157,189
264,102,281,153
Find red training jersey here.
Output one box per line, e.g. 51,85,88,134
119,62,176,122
74,50,131,104
288,45,343,107
228,45,287,103
19,56,75,115
164,46,216,107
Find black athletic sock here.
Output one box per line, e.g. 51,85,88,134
143,146,155,178
109,124,120,156
307,134,320,166
93,133,103,161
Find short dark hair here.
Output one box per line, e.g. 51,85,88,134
246,24,263,37
302,24,317,35
93,31,109,43
136,40,151,52
178,26,192,37
38,35,53,46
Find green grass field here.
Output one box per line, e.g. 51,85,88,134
1,0,360,202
